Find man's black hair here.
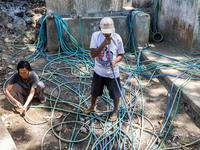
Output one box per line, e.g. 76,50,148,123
17,61,32,71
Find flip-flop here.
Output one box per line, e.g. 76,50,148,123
84,108,96,114
109,116,117,122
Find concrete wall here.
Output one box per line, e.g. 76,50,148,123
158,0,200,55
47,16,129,50
132,0,152,8
47,12,150,51
46,0,150,51
46,0,123,17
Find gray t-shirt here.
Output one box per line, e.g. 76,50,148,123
8,71,39,90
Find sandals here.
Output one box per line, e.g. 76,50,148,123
84,108,96,114
84,108,118,122
109,116,118,122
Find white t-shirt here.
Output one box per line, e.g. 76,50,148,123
90,31,124,78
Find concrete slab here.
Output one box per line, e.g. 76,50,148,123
0,118,17,150
141,41,200,117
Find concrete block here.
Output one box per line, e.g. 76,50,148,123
46,19,59,51
131,11,150,50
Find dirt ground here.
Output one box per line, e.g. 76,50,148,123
0,40,200,150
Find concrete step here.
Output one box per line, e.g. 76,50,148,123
0,118,17,150
141,42,200,122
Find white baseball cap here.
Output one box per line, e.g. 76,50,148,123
100,17,115,34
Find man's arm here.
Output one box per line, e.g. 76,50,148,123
21,87,35,111
111,53,124,70
90,36,112,59
5,85,22,109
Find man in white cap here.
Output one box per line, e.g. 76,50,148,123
85,17,124,122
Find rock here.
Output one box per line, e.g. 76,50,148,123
80,117,84,122
34,13,42,22
171,142,177,147
80,127,87,133
17,24,27,32
167,140,171,143
4,35,17,43
4,37,11,43
7,15,14,23
8,72,14,75
16,19,26,26
0,12,7,23
11,60,16,64
22,37,29,44
54,125,62,132
6,23,13,29
0,12,14,24
14,11,24,17
85,117,90,121
26,17,34,24
43,141,50,147
9,29,15,34
0,67,5,71
25,10,35,17
22,2,28,7
25,32,36,43
34,6,46,14
56,113,63,119
7,65,13,69
3,58,10,66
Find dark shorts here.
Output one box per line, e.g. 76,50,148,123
91,72,121,100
